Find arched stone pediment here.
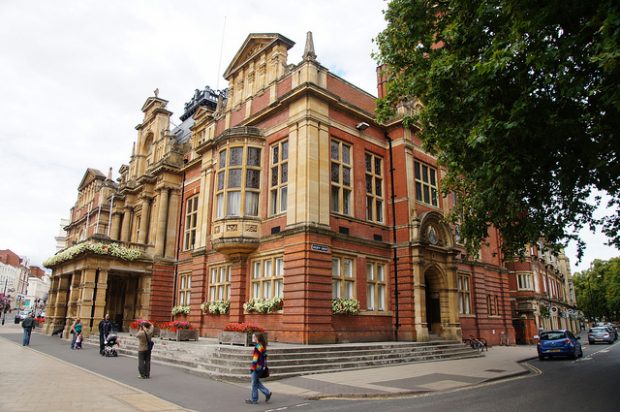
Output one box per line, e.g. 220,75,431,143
416,211,454,249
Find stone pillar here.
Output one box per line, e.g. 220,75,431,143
90,269,109,336
165,189,180,259
120,206,133,243
77,268,97,338
135,275,152,320
49,275,71,334
154,188,170,257
43,275,60,334
196,166,213,249
138,197,151,244
65,271,82,332
110,212,122,241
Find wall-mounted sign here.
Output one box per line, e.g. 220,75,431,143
311,244,329,253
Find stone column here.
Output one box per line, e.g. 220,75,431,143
154,188,170,257
120,206,133,243
50,275,71,334
65,271,82,332
90,269,109,336
135,275,152,321
138,197,151,244
77,268,97,338
165,189,180,259
196,165,213,249
43,276,60,334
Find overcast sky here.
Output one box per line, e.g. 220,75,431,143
0,1,617,274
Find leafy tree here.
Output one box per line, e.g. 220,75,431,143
374,0,620,259
573,258,620,321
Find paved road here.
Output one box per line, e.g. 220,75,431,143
305,340,620,412
0,328,306,411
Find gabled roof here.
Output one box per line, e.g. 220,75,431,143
223,33,295,80
77,168,106,191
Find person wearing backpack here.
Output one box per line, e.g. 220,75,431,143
21,312,36,346
136,321,154,379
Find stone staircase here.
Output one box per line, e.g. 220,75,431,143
85,334,483,381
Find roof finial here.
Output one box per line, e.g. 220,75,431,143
303,31,317,61
154,88,159,98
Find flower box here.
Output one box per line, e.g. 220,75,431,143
160,328,198,341
218,331,268,346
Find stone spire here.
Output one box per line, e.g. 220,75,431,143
303,31,317,61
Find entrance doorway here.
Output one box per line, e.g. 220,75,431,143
105,275,139,332
425,273,441,334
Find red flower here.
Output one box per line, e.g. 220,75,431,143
224,322,264,333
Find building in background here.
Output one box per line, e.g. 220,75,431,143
0,249,32,310
44,32,551,344
506,243,579,344
54,218,70,251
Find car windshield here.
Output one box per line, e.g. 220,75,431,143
592,327,607,333
540,332,565,340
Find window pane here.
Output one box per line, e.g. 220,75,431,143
375,158,382,175
209,286,216,301
430,168,436,186
219,150,226,168
332,258,340,276
365,154,372,172
280,187,287,211
245,192,259,216
330,141,339,160
332,280,340,298
281,141,288,160
367,263,374,280
217,171,225,191
276,280,284,297
264,282,271,299
378,265,384,281
271,167,278,186
270,190,277,215
253,283,260,299
331,163,340,182
431,188,438,206
342,144,350,164
281,163,288,183
345,281,353,299
422,165,428,182
272,145,279,164
375,178,382,196
366,197,373,220
343,189,351,214
275,258,284,276
246,169,260,188
210,269,217,283
342,167,351,186
230,147,242,166
378,285,385,310
423,186,430,204
414,162,420,179
228,169,241,188
416,182,422,201
366,175,372,193
264,260,272,277
227,191,240,215
367,284,374,309
253,262,260,279
247,147,261,166
216,194,223,218
331,186,339,212
376,200,383,221
344,259,353,277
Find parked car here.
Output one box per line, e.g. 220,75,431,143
537,330,583,360
588,326,615,344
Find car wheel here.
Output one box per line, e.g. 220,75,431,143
538,355,545,361
579,348,584,358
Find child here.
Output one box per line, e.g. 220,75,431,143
75,332,83,349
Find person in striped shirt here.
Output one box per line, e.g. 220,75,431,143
245,333,272,404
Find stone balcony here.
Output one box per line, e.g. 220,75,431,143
211,218,260,255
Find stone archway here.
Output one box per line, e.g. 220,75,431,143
424,266,443,335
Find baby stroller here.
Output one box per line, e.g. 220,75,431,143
102,334,119,357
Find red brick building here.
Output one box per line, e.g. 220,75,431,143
45,32,520,344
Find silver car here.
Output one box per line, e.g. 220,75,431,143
588,326,615,344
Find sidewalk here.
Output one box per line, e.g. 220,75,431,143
272,345,536,399
0,322,538,409
0,325,188,412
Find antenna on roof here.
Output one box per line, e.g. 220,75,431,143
216,16,227,90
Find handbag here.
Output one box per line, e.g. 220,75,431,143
146,333,154,351
260,365,270,378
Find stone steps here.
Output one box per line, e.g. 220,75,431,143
84,335,483,381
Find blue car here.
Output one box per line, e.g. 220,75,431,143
537,330,583,360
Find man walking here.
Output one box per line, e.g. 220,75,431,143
98,313,112,355
21,312,36,346
135,321,154,379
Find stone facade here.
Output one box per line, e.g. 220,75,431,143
44,32,578,345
